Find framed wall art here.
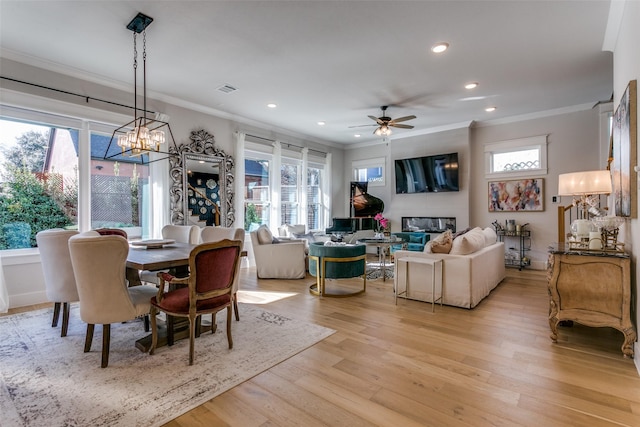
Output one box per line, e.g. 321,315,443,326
488,178,544,212
611,79,637,218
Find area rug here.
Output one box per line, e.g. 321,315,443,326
0,303,335,427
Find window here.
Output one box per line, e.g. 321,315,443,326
352,157,385,186
307,163,324,231
0,113,151,250
280,159,300,225
89,132,149,235
244,152,270,231
0,118,79,249
484,135,547,178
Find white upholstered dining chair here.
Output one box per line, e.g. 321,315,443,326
200,226,245,320
69,230,157,368
36,228,79,337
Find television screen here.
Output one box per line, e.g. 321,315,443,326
394,152,459,193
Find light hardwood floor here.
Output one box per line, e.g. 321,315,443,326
7,268,640,426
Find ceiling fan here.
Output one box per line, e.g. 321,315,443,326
350,106,417,136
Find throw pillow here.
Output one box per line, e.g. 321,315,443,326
430,230,453,254
450,227,485,255
482,227,497,246
452,227,472,240
256,225,273,245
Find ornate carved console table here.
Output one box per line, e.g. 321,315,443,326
547,244,636,358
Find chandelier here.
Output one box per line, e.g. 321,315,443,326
105,12,176,162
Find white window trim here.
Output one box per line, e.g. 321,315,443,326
352,157,386,187
484,135,548,179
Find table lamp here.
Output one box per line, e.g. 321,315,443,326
558,170,611,240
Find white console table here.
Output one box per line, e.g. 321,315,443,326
395,257,443,312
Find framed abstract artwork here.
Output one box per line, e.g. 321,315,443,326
611,79,637,218
488,178,544,212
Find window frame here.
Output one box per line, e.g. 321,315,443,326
484,135,548,179
352,157,385,187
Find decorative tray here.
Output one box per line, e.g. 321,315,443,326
130,239,176,249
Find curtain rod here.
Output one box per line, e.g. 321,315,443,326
0,76,157,115
244,132,327,156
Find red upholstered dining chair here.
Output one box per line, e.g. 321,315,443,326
149,239,242,365
199,226,245,321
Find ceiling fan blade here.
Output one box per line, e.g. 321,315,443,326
389,115,416,124
389,123,414,129
368,115,385,125
348,124,377,128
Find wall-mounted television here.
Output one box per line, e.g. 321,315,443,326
394,152,459,194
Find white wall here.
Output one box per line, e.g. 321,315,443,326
611,0,640,371
471,108,602,268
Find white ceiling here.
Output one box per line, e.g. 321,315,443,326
0,1,613,147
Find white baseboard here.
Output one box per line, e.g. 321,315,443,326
9,290,48,309
635,343,640,376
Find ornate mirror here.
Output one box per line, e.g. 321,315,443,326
169,129,235,227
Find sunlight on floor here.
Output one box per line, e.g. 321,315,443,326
237,290,299,304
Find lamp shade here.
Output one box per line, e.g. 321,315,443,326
558,170,611,196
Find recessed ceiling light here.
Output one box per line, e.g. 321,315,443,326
465,82,478,90
267,103,277,108
485,106,497,112
431,42,449,53
354,134,361,138
317,121,326,126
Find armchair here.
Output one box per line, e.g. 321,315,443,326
250,225,306,279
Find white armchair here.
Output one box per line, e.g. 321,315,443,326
250,225,306,279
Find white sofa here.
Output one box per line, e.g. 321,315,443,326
393,229,505,309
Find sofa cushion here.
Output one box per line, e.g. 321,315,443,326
429,230,453,254
450,227,486,255
256,225,273,245
285,224,305,236
482,227,497,246
409,234,423,244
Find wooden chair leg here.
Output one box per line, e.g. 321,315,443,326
167,315,175,346
188,315,196,366
233,293,240,321
226,306,233,349
52,302,61,327
101,324,110,368
149,306,158,355
195,315,202,338
61,302,70,337
143,314,150,332
84,324,94,352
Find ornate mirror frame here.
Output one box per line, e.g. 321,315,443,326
169,129,235,227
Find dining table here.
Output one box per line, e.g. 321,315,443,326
126,242,196,287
